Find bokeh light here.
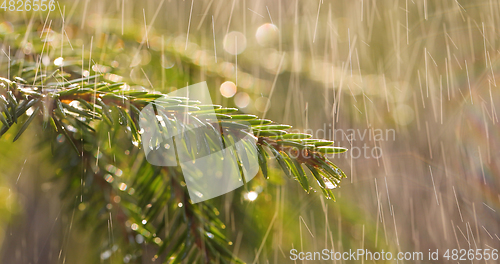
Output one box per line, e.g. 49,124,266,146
245,191,258,201
54,57,64,67
0,22,14,35
223,31,247,55
220,81,237,98
234,92,251,108
255,23,279,47
393,104,414,126
254,97,270,113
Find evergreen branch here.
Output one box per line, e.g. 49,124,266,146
1,42,347,263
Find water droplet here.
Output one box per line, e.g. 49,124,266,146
92,64,110,73
161,54,175,69
135,234,144,244
324,179,336,189
56,134,65,143
42,55,50,66
105,164,117,174
118,183,128,191
178,202,183,208
245,191,258,201
66,125,77,133
54,57,64,66
149,137,161,151
26,107,34,116
104,174,114,183
100,250,112,260
0,22,14,34
206,232,214,239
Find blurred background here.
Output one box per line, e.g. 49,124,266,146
1,0,500,263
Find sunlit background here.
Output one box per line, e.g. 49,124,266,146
1,0,500,263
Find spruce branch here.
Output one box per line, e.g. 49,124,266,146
0,37,347,263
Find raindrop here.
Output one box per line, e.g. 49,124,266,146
105,164,117,174
149,137,161,151
245,191,258,201
118,183,128,191
324,180,336,189
66,125,77,133
54,57,64,66
42,55,51,66
26,107,34,116
0,22,14,34
100,250,112,260
135,234,144,244
22,42,33,55
104,174,114,183
161,54,175,69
